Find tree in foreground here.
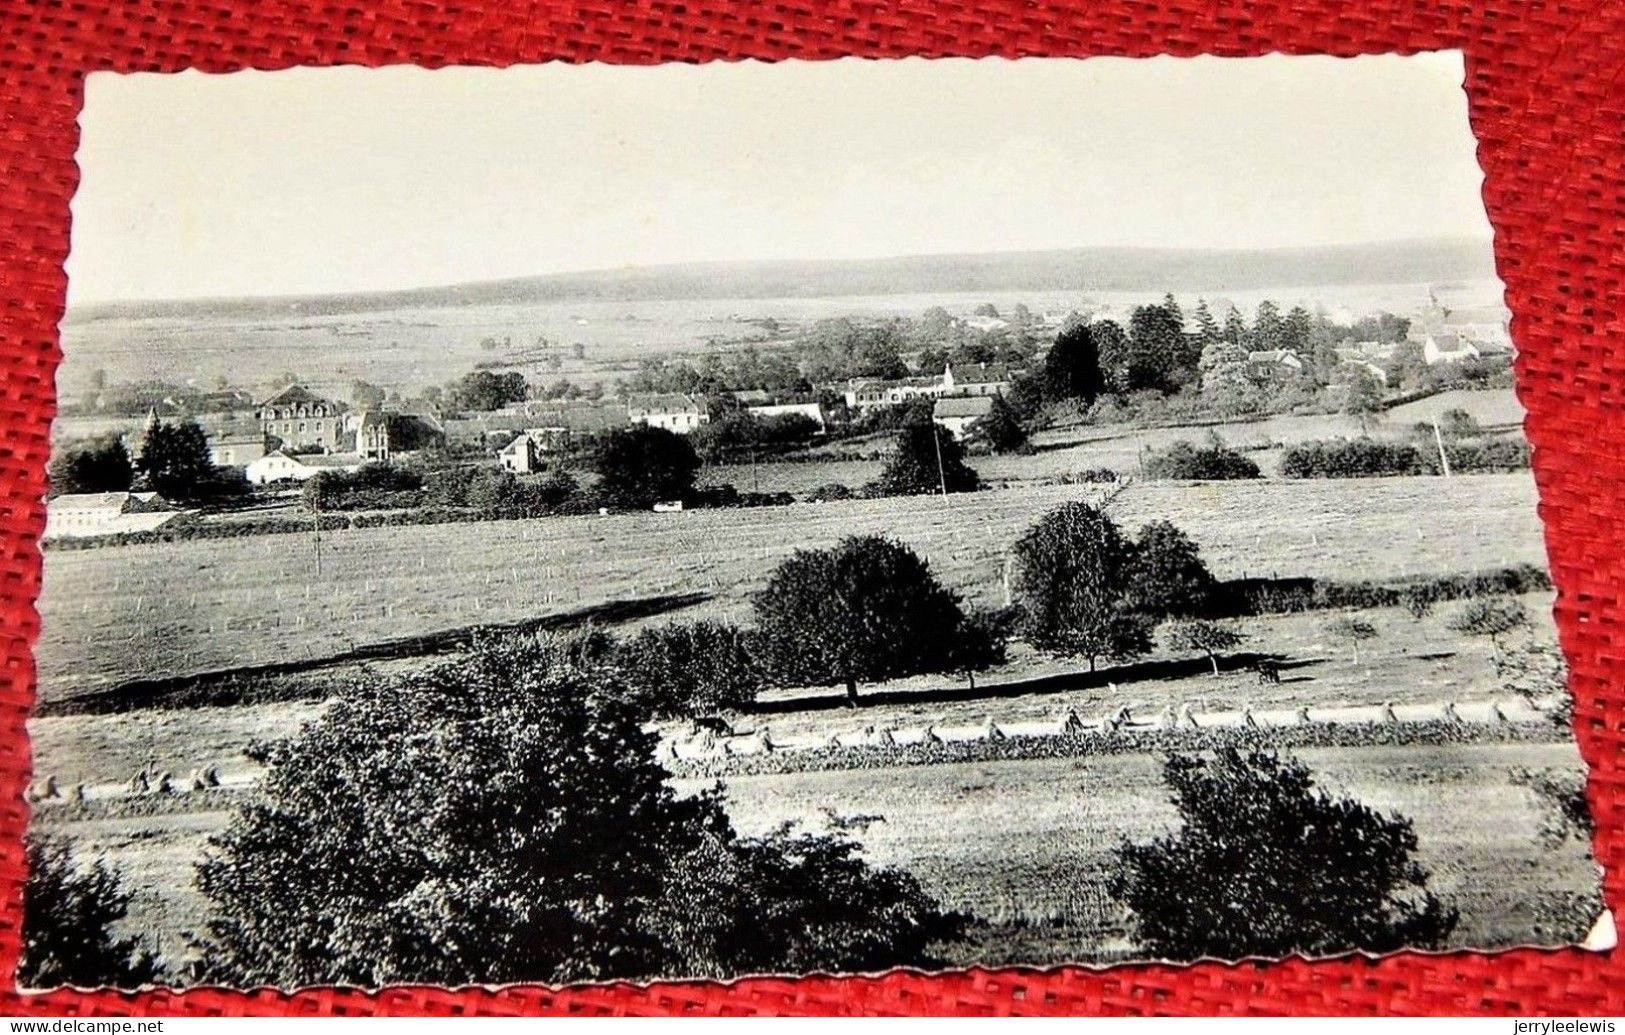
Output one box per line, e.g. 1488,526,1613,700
1446,596,1529,673
1162,620,1245,676
753,536,972,703
1337,365,1387,434
872,422,979,496
1323,614,1379,665
1010,502,1153,672
594,424,701,508
20,836,159,989
197,636,963,986
48,435,132,497
1113,748,1457,961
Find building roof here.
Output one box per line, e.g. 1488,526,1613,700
211,429,267,446
47,491,166,513
259,384,340,409
1246,349,1302,364
298,452,367,468
952,362,1012,385
934,396,996,419
627,392,704,416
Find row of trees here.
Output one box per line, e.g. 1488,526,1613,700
49,421,248,503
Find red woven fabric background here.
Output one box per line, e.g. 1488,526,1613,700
0,0,1621,1016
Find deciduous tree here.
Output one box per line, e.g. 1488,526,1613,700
1113,749,1457,961
198,637,963,986
20,837,158,989
753,536,971,703
1011,502,1153,671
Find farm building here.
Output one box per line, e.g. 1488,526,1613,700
628,393,710,435
942,362,1012,398
208,429,269,467
44,492,193,540
245,450,364,485
343,409,443,461
1246,349,1305,382
499,433,545,473
746,402,826,431
933,396,995,440
843,376,946,411
1422,332,1479,366
256,385,346,452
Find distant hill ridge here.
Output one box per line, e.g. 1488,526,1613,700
68,237,1498,323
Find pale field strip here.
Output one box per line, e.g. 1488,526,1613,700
34,473,1546,699
672,695,1552,760
27,694,1554,806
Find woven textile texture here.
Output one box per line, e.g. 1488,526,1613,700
1,0,1622,1016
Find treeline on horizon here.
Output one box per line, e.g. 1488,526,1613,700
65,236,1496,323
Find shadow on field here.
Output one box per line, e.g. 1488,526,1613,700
43,591,713,717
749,653,1324,715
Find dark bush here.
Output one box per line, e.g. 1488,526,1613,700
1143,440,1261,480
198,636,962,986
1280,438,1423,478
21,836,159,989
1113,748,1457,961
612,621,767,717
804,482,855,503
303,463,425,511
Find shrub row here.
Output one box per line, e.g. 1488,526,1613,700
1205,563,1552,618
1143,440,1261,480
672,717,1565,779
1281,436,1531,478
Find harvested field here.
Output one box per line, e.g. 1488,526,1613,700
706,740,1601,966
36,474,1545,700
36,739,1598,970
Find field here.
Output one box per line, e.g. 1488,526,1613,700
36,473,1547,699
32,738,1598,970
56,275,1503,402
705,741,1601,966
700,388,1529,496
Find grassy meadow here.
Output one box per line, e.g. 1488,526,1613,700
35,473,1547,700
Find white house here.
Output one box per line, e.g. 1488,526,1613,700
1422,332,1481,366
942,362,1012,398
208,429,268,468
499,433,544,473
45,492,193,540
932,396,995,440
746,402,826,432
245,450,365,485
627,393,710,434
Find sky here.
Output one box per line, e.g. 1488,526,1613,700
67,52,1493,304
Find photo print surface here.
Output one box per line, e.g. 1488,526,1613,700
27,52,1609,990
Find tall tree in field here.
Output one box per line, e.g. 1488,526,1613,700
48,435,132,497
1337,365,1387,433
1222,309,1249,347
1127,300,1194,393
1252,301,1285,352
1011,502,1152,672
874,422,979,496
969,394,1028,454
139,418,216,501
1043,322,1104,405
1126,520,1216,618
594,424,700,508
1193,300,1221,346
1113,749,1456,961
1197,340,1257,416
1283,306,1314,354
753,536,971,703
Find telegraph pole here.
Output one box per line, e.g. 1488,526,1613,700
1431,417,1452,479
311,495,323,577
932,422,949,498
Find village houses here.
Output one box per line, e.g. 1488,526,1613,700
627,393,711,434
